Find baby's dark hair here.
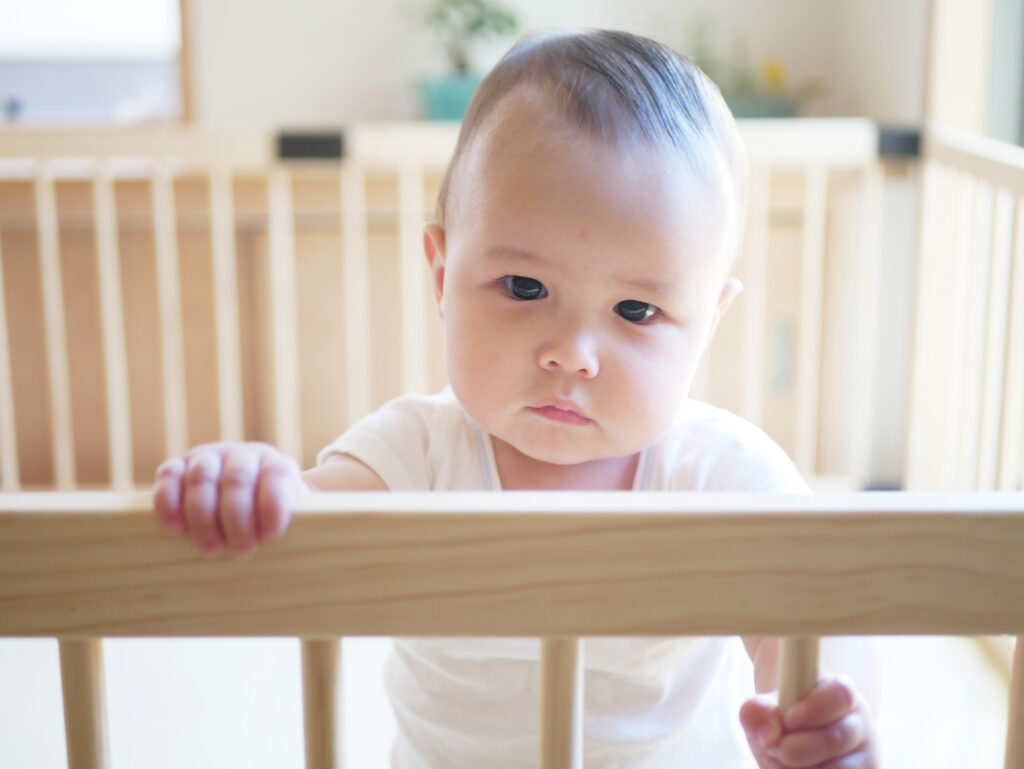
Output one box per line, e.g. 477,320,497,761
435,29,749,260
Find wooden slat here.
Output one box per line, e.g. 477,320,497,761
778,636,821,713
977,189,1015,489
937,171,977,489
906,161,947,490
267,168,302,460
93,162,134,490
58,638,110,769
34,162,76,489
1000,199,1024,491
794,166,827,475
956,183,996,490
4,492,1024,638
0,215,19,490
341,163,371,423
848,164,883,485
151,161,188,458
540,638,583,769
398,164,428,395
926,128,1024,197
210,165,244,441
740,167,769,426
302,638,344,769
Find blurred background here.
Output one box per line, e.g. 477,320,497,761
1,1,1023,768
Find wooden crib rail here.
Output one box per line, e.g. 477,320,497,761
3,490,1024,769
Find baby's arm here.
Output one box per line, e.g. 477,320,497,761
153,442,386,554
739,636,881,768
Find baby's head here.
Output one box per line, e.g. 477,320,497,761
423,29,749,468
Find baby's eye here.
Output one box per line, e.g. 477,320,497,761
501,275,547,301
615,299,658,323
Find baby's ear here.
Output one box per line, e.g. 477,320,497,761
707,277,743,343
423,223,447,314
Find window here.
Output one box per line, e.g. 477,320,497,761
0,0,183,124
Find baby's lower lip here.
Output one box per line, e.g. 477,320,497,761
529,405,591,425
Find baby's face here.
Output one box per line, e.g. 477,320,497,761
427,91,740,467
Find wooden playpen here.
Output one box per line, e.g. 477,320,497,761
1,119,1023,768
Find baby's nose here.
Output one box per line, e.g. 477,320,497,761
537,328,599,378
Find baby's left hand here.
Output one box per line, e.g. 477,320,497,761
739,674,877,768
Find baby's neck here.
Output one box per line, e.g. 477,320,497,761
491,437,640,491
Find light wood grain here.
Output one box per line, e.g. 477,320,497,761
2,492,1024,638
1007,637,1024,768
302,638,344,769
540,638,583,769
58,638,110,769
341,163,371,424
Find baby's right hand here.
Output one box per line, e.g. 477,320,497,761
153,442,307,555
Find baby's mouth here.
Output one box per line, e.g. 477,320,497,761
528,405,592,425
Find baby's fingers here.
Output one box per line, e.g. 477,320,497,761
183,449,225,552
219,447,264,554
153,457,187,535
256,451,302,541
773,709,870,768
783,675,857,731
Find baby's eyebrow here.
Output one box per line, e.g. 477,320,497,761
614,274,672,297
484,246,544,263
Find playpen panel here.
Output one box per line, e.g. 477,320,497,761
907,129,1024,493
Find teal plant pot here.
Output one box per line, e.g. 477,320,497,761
723,94,799,118
421,75,482,121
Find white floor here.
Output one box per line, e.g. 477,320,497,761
0,635,1010,768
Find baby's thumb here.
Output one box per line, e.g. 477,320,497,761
739,694,783,751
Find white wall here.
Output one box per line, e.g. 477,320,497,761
188,0,930,126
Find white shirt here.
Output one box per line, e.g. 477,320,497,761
318,388,808,769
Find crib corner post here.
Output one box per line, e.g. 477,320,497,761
58,638,110,769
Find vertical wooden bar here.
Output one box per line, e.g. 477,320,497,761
936,171,976,489
778,637,820,714
976,189,1014,489
741,167,769,426
1005,637,1024,769
35,161,76,489
794,166,827,475
540,637,583,769
267,167,302,461
0,215,19,490
210,165,244,441
341,163,372,424
151,160,189,458
956,182,995,490
59,638,110,769
302,638,345,769
1000,198,1024,491
93,161,134,490
848,164,883,486
398,164,428,395
905,161,942,490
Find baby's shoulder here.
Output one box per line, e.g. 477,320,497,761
647,400,808,493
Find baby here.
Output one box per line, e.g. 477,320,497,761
154,29,880,769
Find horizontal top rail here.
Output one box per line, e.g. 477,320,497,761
924,125,1024,194
0,119,880,179
2,491,1023,639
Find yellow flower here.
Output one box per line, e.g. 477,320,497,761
760,58,788,92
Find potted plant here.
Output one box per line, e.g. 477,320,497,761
420,0,520,120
